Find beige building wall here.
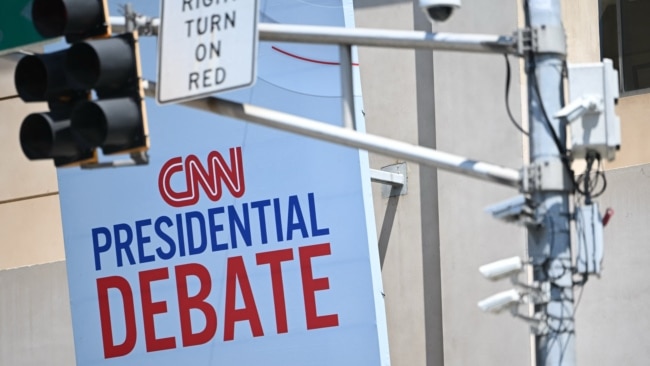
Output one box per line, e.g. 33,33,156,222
0,262,75,366
0,54,65,270
562,0,650,169
575,164,650,364
354,3,428,364
561,1,650,362
0,54,74,364
356,0,530,365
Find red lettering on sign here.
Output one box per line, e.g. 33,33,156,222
96,243,339,358
140,268,176,352
158,147,245,207
300,243,339,330
256,248,294,334
97,276,137,358
223,256,264,341
176,263,218,347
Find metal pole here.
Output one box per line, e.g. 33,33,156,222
124,3,135,32
258,23,517,54
339,44,356,130
525,1,575,365
142,81,521,188
109,17,518,55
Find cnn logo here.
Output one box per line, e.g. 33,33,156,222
158,147,245,207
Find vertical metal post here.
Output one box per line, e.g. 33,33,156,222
125,3,149,165
525,1,575,365
339,44,356,130
124,3,135,32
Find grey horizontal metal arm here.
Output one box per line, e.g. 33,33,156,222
142,81,522,188
110,17,517,55
258,23,517,54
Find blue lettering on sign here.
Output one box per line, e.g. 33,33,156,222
208,206,228,252
287,195,308,241
250,199,271,244
115,223,136,268
186,210,207,255
154,216,176,260
91,192,331,271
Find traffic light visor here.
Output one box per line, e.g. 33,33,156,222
32,0,109,40
72,98,142,150
14,52,68,102
20,113,79,159
67,37,135,90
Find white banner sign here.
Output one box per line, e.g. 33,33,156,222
59,0,389,365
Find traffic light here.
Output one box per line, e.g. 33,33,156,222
15,0,148,167
15,50,97,166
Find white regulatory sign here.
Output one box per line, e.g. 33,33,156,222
157,0,259,104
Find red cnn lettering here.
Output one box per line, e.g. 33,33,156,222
140,268,176,352
176,263,217,347
158,147,245,207
223,256,264,341
256,248,294,334
97,276,137,359
299,243,339,330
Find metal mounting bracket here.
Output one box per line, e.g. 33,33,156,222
521,158,572,193
516,26,566,56
371,162,407,198
81,152,150,169
509,282,551,335
527,281,551,304
485,194,539,227
511,310,549,336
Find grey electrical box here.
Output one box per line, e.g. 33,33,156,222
565,58,621,161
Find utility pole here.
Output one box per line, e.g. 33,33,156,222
525,0,575,365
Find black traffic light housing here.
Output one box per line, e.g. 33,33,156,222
15,50,97,166
32,0,110,42
67,32,149,156
14,0,149,167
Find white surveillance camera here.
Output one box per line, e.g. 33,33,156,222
479,256,523,281
477,289,521,314
418,0,461,22
554,95,603,123
485,194,532,224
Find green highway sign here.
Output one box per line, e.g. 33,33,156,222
0,0,54,54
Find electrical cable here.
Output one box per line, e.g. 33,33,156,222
524,0,578,155
582,153,597,204
542,216,572,282
504,54,529,135
591,159,608,198
529,58,580,195
559,280,576,364
573,277,587,313
0,95,19,102
574,154,608,199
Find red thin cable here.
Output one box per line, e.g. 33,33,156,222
271,46,359,66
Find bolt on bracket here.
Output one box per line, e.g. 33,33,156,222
521,158,573,193
515,25,566,56
371,162,407,198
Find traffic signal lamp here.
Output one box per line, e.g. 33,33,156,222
15,0,148,167
15,51,96,166
67,32,148,156
31,0,110,41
